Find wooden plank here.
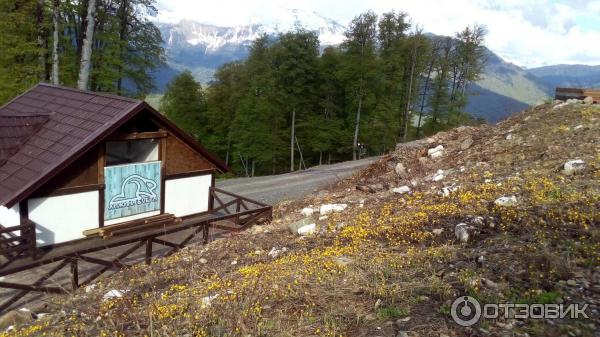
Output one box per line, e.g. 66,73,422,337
106,217,181,238
109,130,168,141
0,282,66,294
165,169,215,180
77,255,128,269
85,213,176,237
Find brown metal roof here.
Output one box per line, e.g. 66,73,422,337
0,83,229,208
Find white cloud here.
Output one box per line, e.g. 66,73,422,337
156,0,600,68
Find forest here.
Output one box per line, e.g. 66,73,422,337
0,0,487,177
162,13,488,176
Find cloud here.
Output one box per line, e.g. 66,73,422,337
156,0,600,68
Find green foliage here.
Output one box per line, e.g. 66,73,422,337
194,12,488,176
160,70,206,138
0,0,164,104
376,306,410,319
0,0,44,103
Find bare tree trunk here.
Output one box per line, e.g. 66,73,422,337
225,135,231,166
116,0,129,94
403,44,417,142
36,0,47,81
416,59,434,139
50,0,60,85
290,107,295,172
352,91,362,161
77,0,96,90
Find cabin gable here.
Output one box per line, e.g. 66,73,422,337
0,85,228,247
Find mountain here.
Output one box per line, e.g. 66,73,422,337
528,64,600,90
154,8,346,89
150,10,595,122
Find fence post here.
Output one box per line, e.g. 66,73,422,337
208,187,214,212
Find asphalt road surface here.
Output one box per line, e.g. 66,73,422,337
216,157,378,205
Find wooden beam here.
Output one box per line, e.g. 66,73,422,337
79,241,145,287
77,255,128,269
70,258,78,290
109,130,168,141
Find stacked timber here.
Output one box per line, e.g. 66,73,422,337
83,214,182,239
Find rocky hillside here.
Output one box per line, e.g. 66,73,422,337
2,99,599,336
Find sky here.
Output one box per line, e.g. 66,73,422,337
156,0,600,68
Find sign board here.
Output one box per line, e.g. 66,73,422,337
104,161,161,221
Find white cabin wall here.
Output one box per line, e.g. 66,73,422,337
28,191,99,246
165,174,212,217
0,204,20,228
104,210,160,226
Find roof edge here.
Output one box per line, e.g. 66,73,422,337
140,102,231,173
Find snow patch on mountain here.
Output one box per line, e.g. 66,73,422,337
158,8,346,53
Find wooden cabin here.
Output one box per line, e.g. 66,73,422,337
0,83,229,247
555,87,600,103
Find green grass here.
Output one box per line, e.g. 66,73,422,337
376,306,410,319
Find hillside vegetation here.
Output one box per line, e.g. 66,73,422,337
3,100,599,336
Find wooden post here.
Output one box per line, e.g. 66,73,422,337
235,199,241,225
202,225,209,244
145,239,152,265
70,258,78,290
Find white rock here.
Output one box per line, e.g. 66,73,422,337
566,98,582,104
297,223,316,236
230,260,237,265
84,284,97,293
574,124,584,130
318,215,329,221
395,162,407,177
432,169,445,182
300,207,314,217
201,294,219,308
562,159,585,175
494,196,518,207
455,223,469,243
441,184,459,197
427,145,445,159
268,247,287,258
319,204,348,215
392,186,411,194
199,258,208,264
505,133,513,140
553,102,568,110
103,290,123,300
583,96,594,105
432,228,444,235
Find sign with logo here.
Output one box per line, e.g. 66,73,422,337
104,161,161,221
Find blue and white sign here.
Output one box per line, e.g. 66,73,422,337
104,161,161,221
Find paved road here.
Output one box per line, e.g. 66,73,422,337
217,157,378,205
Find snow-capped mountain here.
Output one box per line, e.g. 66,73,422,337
160,9,346,52
153,8,346,85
